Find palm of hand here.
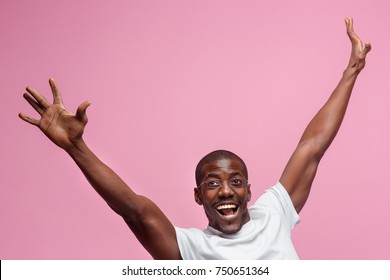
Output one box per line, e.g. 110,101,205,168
39,104,85,149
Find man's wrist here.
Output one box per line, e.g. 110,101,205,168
342,67,360,80
65,138,88,157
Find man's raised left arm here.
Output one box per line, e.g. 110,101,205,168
280,18,371,213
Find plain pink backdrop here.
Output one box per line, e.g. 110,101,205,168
1,0,389,259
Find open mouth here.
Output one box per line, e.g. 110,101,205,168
215,204,239,217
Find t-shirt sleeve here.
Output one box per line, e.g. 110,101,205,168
174,227,199,260
251,182,300,231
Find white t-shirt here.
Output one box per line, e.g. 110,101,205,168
175,182,300,259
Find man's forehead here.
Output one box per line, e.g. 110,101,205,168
201,158,245,176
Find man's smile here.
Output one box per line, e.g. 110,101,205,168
215,203,239,218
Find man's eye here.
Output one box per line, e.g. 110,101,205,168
230,179,243,186
207,181,220,188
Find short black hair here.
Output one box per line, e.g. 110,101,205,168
195,150,248,186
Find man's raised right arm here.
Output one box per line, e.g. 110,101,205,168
19,79,181,260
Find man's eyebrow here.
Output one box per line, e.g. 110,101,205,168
229,172,242,177
205,172,243,179
205,173,221,179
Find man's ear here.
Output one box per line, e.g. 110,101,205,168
247,183,252,202
194,187,203,205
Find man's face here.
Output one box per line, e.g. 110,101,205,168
194,158,251,234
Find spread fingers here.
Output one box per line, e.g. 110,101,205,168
26,86,51,109
23,92,45,115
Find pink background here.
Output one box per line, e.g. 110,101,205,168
1,0,389,259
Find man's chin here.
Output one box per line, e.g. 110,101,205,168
210,210,250,234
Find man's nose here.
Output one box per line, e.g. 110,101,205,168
218,181,234,197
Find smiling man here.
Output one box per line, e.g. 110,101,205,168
195,154,251,234
19,18,370,259
176,150,300,259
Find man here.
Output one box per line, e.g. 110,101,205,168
19,18,370,259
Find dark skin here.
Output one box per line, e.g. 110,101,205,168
20,80,182,260
280,17,371,213
194,158,252,234
19,18,370,259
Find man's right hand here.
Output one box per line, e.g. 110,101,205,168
19,78,91,151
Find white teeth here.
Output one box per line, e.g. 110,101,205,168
216,204,237,210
